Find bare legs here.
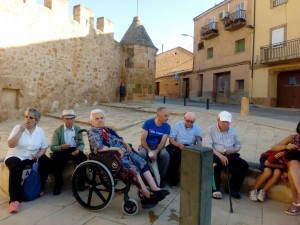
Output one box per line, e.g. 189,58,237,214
287,160,300,203
136,171,160,198
252,168,281,192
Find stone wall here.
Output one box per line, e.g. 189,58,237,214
0,0,121,120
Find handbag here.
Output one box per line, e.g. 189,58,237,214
22,162,41,201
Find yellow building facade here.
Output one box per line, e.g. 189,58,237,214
192,0,253,103
251,0,300,108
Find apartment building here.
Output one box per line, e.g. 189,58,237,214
192,0,253,103
155,47,193,98
251,0,300,108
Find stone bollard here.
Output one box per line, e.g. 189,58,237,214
240,97,249,116
180,146,213,225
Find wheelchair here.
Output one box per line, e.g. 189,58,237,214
71,129,158,216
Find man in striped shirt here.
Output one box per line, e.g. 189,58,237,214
203,111,249,200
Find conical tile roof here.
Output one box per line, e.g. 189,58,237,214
120,16,157,49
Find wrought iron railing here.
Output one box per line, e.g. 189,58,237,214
223,9,246,26
200,22,218,39
260,38,300,63
273,0,286,7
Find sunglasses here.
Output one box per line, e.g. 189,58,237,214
185,119,195,123
24,116,36,120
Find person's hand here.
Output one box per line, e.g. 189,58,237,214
19,122,28,132
149,150,158,160
123,143,132,152
218,153,228,166
286,143,297,150
61,144,70,150
177,143,184,150
117,148,124,158
71,150,80,156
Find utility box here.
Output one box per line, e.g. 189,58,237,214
180,146,213,225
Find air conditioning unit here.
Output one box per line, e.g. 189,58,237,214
219,11,228,20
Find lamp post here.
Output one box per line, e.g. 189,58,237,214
181,33,194,39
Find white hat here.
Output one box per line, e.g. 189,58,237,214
61,109,76,118
218,111,232,122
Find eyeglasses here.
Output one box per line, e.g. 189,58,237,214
24,116,36,120
185,119,195,124
64,117,75,120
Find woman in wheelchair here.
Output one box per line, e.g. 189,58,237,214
88,109,170,208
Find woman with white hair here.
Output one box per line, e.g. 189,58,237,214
88,109,169,208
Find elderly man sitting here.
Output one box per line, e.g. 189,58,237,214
166,112,202,186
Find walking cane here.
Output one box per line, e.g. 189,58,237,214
226,163,234,213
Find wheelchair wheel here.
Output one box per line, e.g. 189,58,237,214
72,160,115,211
122,198,139,216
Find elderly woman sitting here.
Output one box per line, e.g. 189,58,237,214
5,108,52,214
87,109,169,208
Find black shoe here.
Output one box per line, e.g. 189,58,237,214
226,190,241,199
141,198,158,209
53,189,61,196
151,190,170,202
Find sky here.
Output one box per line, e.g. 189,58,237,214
36,0,223,54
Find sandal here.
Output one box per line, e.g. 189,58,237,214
212,191,222,199
284,203,300,216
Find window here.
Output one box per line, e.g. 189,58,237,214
235,80,244,91
207,17,215,29
235,39,245,52
236,2,245,18
207,47,214,58
273,0,287,7
198,42,204,50
272,27,285,46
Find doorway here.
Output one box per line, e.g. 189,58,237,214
277,71,300,108
215,73,230,103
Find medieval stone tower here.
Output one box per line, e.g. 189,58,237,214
0,1,157,121
120,16,158,102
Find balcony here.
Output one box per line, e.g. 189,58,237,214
200,22,219,40
260,38,300,65
223,9,246,31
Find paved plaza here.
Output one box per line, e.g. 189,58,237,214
0,101,299,225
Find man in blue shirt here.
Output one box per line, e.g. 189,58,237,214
139,107,171,188
166,112,202,186
203,111,248,200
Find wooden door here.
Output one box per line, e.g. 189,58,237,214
216,73,230,103
277,71,300,108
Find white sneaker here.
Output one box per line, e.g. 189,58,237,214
257,189,266,202
249,189,258,201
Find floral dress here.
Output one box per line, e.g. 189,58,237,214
88,126,148,174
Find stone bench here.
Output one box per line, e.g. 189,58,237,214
0,160,293,204
220,162,292,204
0,160,76,196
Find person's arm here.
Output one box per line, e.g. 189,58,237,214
141,129,152,153
169,137,184,149
195,136,202,146
203,128,228,165
8,125,25,148
264,159,286,169
154,134,168,152
224,130,241,155
271,135,296,151
50,127,64,152
88,129,123,157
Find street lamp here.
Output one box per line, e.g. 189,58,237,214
181,33,194,38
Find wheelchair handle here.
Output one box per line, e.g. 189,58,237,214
78,129,88,134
